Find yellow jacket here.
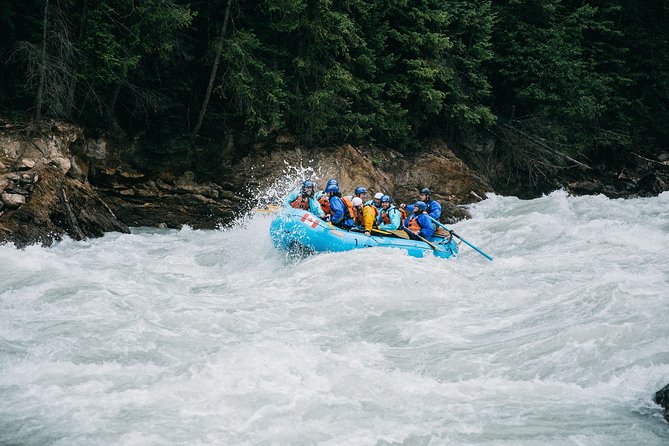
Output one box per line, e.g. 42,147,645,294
362,205,378,232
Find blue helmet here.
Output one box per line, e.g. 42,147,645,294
302,180,315,189
420,187,431,195
354,186,367,196
326,178,338,187
414,201,427,211
381,195,391,203
325,184,339,194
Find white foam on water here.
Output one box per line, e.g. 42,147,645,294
1,190,668,445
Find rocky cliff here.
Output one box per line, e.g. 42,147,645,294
0,121,491,247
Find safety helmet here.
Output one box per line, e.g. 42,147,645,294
352,197,363,207
420,187,431,195
354,186,368,196
414,201,427,211
326,178,338,187
325,184,339,194
374,192,384,200
381,195,391,203
302,180,315,189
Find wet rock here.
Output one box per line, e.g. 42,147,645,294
50,156,71,173
655,383,669,422
0,161,5,170
658,153,669,162
636,173,666,196
0,167,129,247
568,181,602,194
67,155,89,182
10,186,31,196
1,192,26,208
84,138,107,160
18,173,33,185
119,169,144,179
18,158,35,170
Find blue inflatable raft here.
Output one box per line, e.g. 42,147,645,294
270,208,458,259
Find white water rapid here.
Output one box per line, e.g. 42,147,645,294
1,190,668,445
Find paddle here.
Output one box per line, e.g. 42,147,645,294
427,215,493,261
371,227,410,239
253,204,282,213
402,224,444,252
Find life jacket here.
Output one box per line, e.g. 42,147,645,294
318,195,331,215
380,206,398,228
341,196,354,221
399,207,407,221
290,194,310,211
407,214,422,234
364,204,378,219
381,210,391,224
353,204,376,228
352,206,364,225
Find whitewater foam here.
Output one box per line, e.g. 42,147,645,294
1,190,668,445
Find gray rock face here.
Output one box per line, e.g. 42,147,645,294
67,155,89,182
85,138,107,160
0,166,129,247
655,383,669,422
1,122,494,243
19,158,36,170
1,192,26,208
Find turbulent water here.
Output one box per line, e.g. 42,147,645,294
1,190,668,445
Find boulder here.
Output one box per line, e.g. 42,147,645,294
51,156,71,174
636,173,666,196
84,138,107,160
0,167,129,247
19,158,36,170
1,193,26,209
655,383,669,422
67,155,89,182
568,181,602,195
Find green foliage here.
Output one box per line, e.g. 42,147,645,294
1,0,667,171
79,0,193,88
217,29,287,137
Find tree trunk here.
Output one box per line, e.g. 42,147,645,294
65,0,88,118
35,0,49,121
105,82,123,135
190,0,233,147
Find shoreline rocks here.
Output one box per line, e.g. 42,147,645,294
655,383,669,422
2,118,667,248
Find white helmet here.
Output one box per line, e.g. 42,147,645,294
352,197,363,207
374,192,384,199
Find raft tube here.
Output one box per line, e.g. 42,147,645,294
270,208,458,259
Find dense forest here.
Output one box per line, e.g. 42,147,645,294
1,0,667,186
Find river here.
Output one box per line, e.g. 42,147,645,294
1,190,668,445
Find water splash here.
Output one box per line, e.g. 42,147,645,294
1,191,668,445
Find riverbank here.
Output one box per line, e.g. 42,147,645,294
0,119,490,247
1,117,668,247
